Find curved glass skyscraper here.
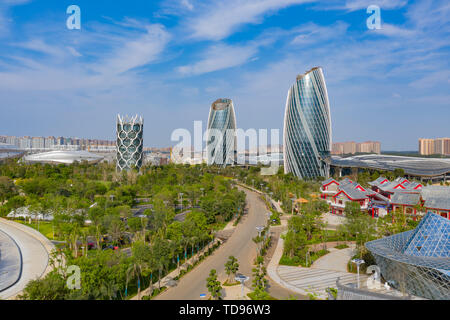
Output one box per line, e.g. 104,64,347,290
206,98,237,167
116,114,144,171
283,67,332,179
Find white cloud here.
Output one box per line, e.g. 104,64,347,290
406,0,450,31
2,0,32,4
13,39,66,57
319,0,408,11
291,21,349,45
186,0,316,41
409,70,450,89
0,0,32,37
177,43,258,76
181,0,194,11
344,0,408,11
67,46,82,57
370,23,416,37
0,19,172,92
95,24,171,75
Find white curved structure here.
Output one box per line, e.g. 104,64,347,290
206,98,237,167
116,114,144,171
283,67,332,179
22,150,104,164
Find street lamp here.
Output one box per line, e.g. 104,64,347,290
256,226,264,237
235,274,250,300
256,226,265,254
351,258,365,288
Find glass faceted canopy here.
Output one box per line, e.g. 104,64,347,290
366,212,450,300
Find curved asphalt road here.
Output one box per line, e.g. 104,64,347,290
156,186,268,300
0,220,50,299
0,229,22,294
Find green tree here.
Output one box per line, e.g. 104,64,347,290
225,256,239,283
206,269,222,300
252,255,268,292
0,176,16,203
19,271,69,300
344,201,361,217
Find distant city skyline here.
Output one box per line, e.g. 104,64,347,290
0,1,448,150
4,133,449,154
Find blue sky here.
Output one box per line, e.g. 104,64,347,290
0,0,448,150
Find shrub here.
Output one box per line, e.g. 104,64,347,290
279,255,301,266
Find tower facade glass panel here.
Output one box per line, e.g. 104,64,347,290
116,114,144,171
206,98,237,167
283,67,332,179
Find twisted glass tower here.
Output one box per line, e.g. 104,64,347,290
116,114,144,171
283,67,332,179
206,98,237,167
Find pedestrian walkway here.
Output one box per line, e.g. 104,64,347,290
311,246,355,272
222,284,251,300
277,265,368,298
321,212,346,230
267,234,420,299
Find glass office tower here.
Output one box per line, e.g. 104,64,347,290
206,98,237,167
116,114,144,171
283,67,332,179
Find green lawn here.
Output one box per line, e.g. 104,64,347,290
14,220,56,240
247,291,277,300
279,249,330,267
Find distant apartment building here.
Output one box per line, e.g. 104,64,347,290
31,137,45,149
1,135,115,151
332,141,380,155
357,141,381,154
419,138,450,156
45,136,56,149
434,138,450,156
19,136,32,149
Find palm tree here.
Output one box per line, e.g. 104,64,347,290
126,262,142,300
190,236,198,262
80,228,91,257
225,256,239,283
99,280,118,300
156,259,165,291
68,226,80,258
206,269,222,300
